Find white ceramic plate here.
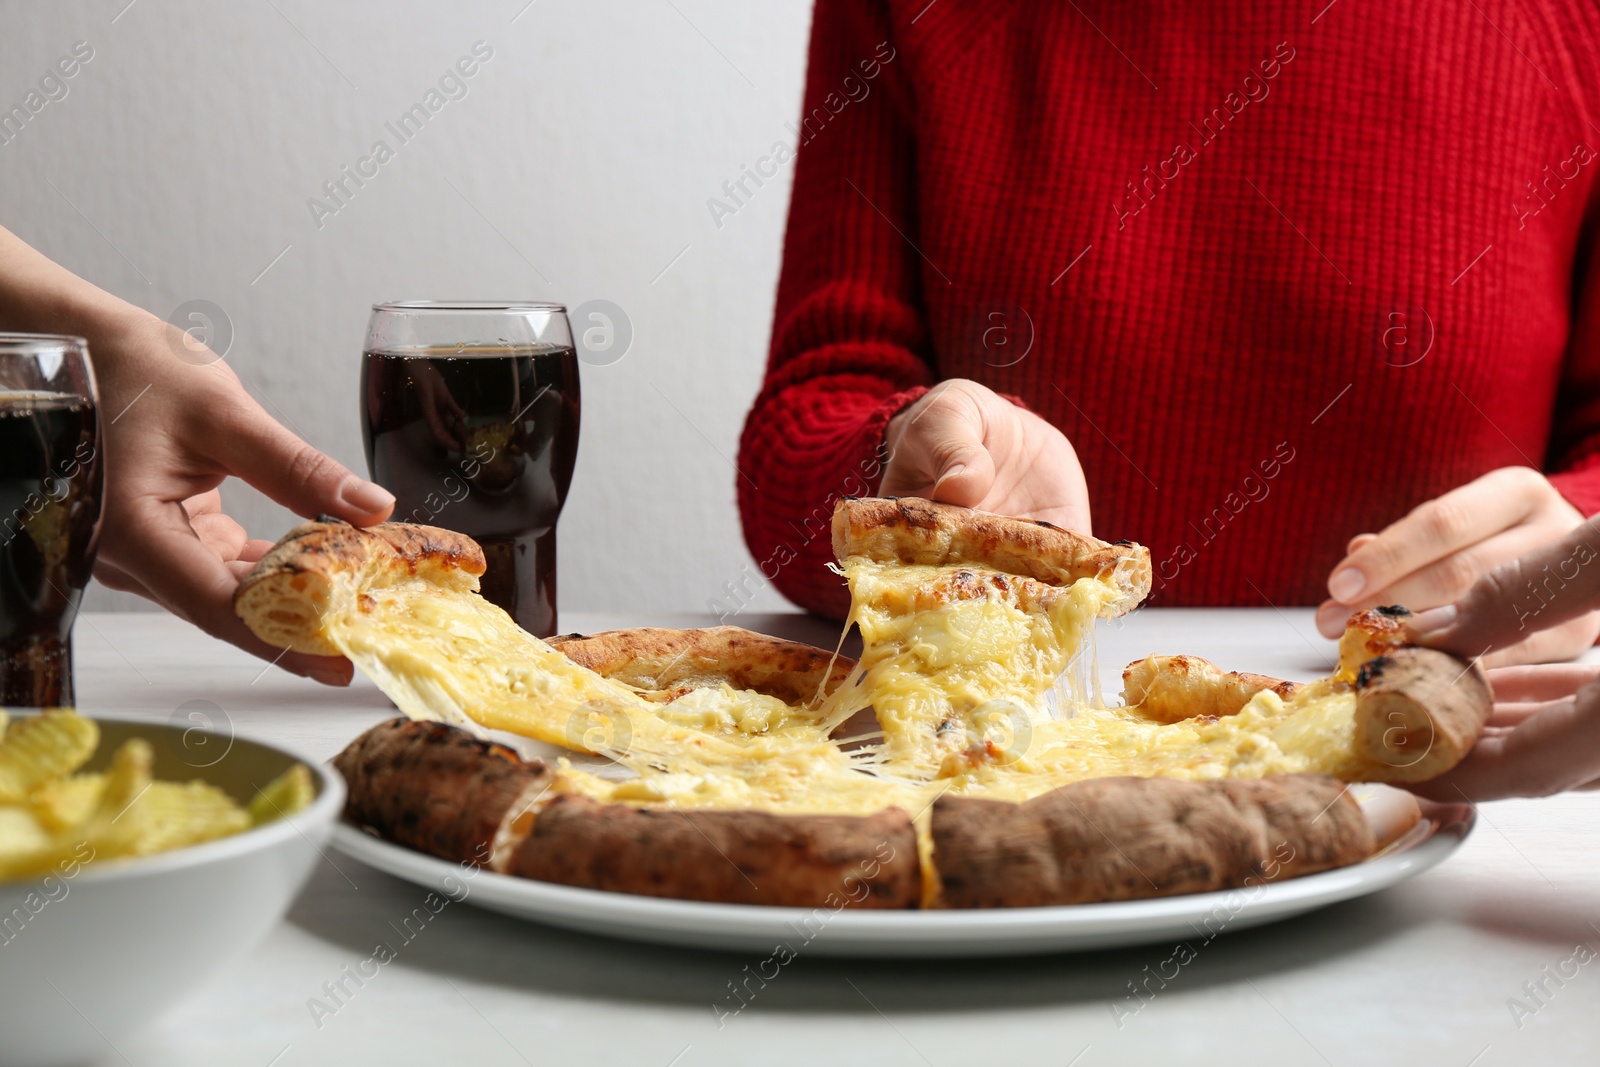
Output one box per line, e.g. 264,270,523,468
331,803,1473,958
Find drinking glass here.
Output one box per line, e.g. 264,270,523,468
0,335,103,707
361,303,581,636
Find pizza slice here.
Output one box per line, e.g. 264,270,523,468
829,498,1490,795
827,496,1150,779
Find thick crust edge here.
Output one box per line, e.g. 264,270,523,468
831,496,1151,616
547,626,855,706
234,520,485,656
333,719,920,909
1353,646,1491,782
933,774,1375,908
332,718,548,868
509,795,919,909
1123,654,1300,724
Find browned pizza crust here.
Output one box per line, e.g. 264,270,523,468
1338,605,1412,683
831,496,1151,616
333,718,551,870
508,796,919,908
1353,646,1492,782
333,719,920,908
1123,654,1300,724
931,774,1374,908
235,519,485,656
547,626,855,706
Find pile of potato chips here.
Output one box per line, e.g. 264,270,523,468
0,710,313,882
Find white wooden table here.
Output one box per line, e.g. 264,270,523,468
65,608,1600,1067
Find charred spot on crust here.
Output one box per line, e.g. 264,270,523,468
1113,539,1134,546
1355,655,1390,689
899,500,941,529
1035,519,1058,529
1375,605,1412,618
314,514,349,525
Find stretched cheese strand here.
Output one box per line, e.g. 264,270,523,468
835,558,1375,800
326,577,932,818
836,560,1121,780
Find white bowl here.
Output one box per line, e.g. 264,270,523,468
0,716,344,1067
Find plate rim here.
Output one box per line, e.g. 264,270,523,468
329,801,1474,940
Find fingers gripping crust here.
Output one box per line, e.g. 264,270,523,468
234,520,486,656
831,496,1152,616
932,775,1375,908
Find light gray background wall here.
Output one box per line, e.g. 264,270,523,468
0,0,813,617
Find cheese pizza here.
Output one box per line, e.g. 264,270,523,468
235,497,1490,909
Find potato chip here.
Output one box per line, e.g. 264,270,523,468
248,764,315,826
28,774,105,834
73,738,157,863
127,781,250,855
0,806,82,882
0,718,313,884
0,740,159,880
0,806,53,858
0,711,98,803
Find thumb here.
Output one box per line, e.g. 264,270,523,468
927,436,997,508
209,396,395,525
1410,517,1600,659
882,400,997,506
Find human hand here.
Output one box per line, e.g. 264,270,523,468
1315,467,1599,666
91,312,394,685
1399,515,1600,797
880,379,1092,533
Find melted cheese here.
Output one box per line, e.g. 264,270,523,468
321,541,1374,868
935,682,1368,804
835,558,1375,804
326,577,928,819
836,560,1116,780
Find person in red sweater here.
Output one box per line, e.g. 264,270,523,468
737,0,1600,668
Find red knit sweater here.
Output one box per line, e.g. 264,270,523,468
736,0,1600,620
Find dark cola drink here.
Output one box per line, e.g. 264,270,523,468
361,345,580,635
0,390,103,707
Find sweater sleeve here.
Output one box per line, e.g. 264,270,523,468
736,0,935,620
